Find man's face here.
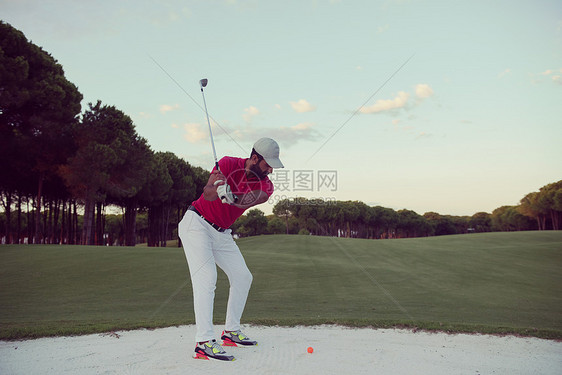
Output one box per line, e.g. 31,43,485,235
249,157,272,180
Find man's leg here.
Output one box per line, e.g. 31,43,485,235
178,211,217,343
213,231,253,332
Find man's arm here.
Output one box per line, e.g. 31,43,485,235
202,170,226,201
231,190,269,210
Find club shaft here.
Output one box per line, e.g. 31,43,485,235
200,87,220,172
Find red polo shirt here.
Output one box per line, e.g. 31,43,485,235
192,156,274,229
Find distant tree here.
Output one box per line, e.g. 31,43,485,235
117,142,153,246
266,183,562,240
491,206,536,231
553,184,562,229
317,201,338,236
424,212,456,236
289,198,313,233
369,206,397,238
104,213,124,246
191,166,209,199
397,209,431,238
1,21,82,243
157,153,199,246
266,216,286,234
539,181,562,230
242,209,268,237
338,201,360,238
448,215,470,234
352,201,371,238
60,101,151,245
519,192,548,230
273,198,293,235
137,152,173,247
469,212,492,232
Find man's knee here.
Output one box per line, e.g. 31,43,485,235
237,268,253,288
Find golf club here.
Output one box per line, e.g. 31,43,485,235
199,78,220,172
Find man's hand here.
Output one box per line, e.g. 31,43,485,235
209,170,226,186
216,182,238,205
203,170,226,201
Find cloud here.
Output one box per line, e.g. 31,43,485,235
532,68,562,85
268,122,320,144
243,105,260,122
415,84,434,99
292,122,313,130
150,6,192,25
498,68,511,79
209,122,320,146
359,91,410,114
360,83,434,115
290,99,317,113
415,132,432,140
376,24,389,34
182,123,207,143
542,68,562,85
160,104,179,114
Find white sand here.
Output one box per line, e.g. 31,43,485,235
1,325,561,375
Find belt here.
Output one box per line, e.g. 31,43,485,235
188,205,227,232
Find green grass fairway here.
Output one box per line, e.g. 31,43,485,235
1,231,561,339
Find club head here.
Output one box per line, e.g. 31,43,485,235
199,78,208,88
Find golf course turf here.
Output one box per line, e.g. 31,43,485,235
1,231,561,340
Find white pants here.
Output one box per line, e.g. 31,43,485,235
178,210,253,343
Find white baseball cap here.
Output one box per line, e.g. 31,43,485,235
253,137,284,168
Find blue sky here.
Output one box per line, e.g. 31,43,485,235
2,0,561,216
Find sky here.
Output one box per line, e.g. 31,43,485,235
2,0,561,216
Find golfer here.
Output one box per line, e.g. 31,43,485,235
178,137,283,361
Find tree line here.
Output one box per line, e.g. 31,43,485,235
230,180,561,239
0,21,208,246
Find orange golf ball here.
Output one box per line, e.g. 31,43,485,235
307,346,314,353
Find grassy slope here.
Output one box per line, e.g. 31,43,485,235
0,231,560,339
243,232,562,337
